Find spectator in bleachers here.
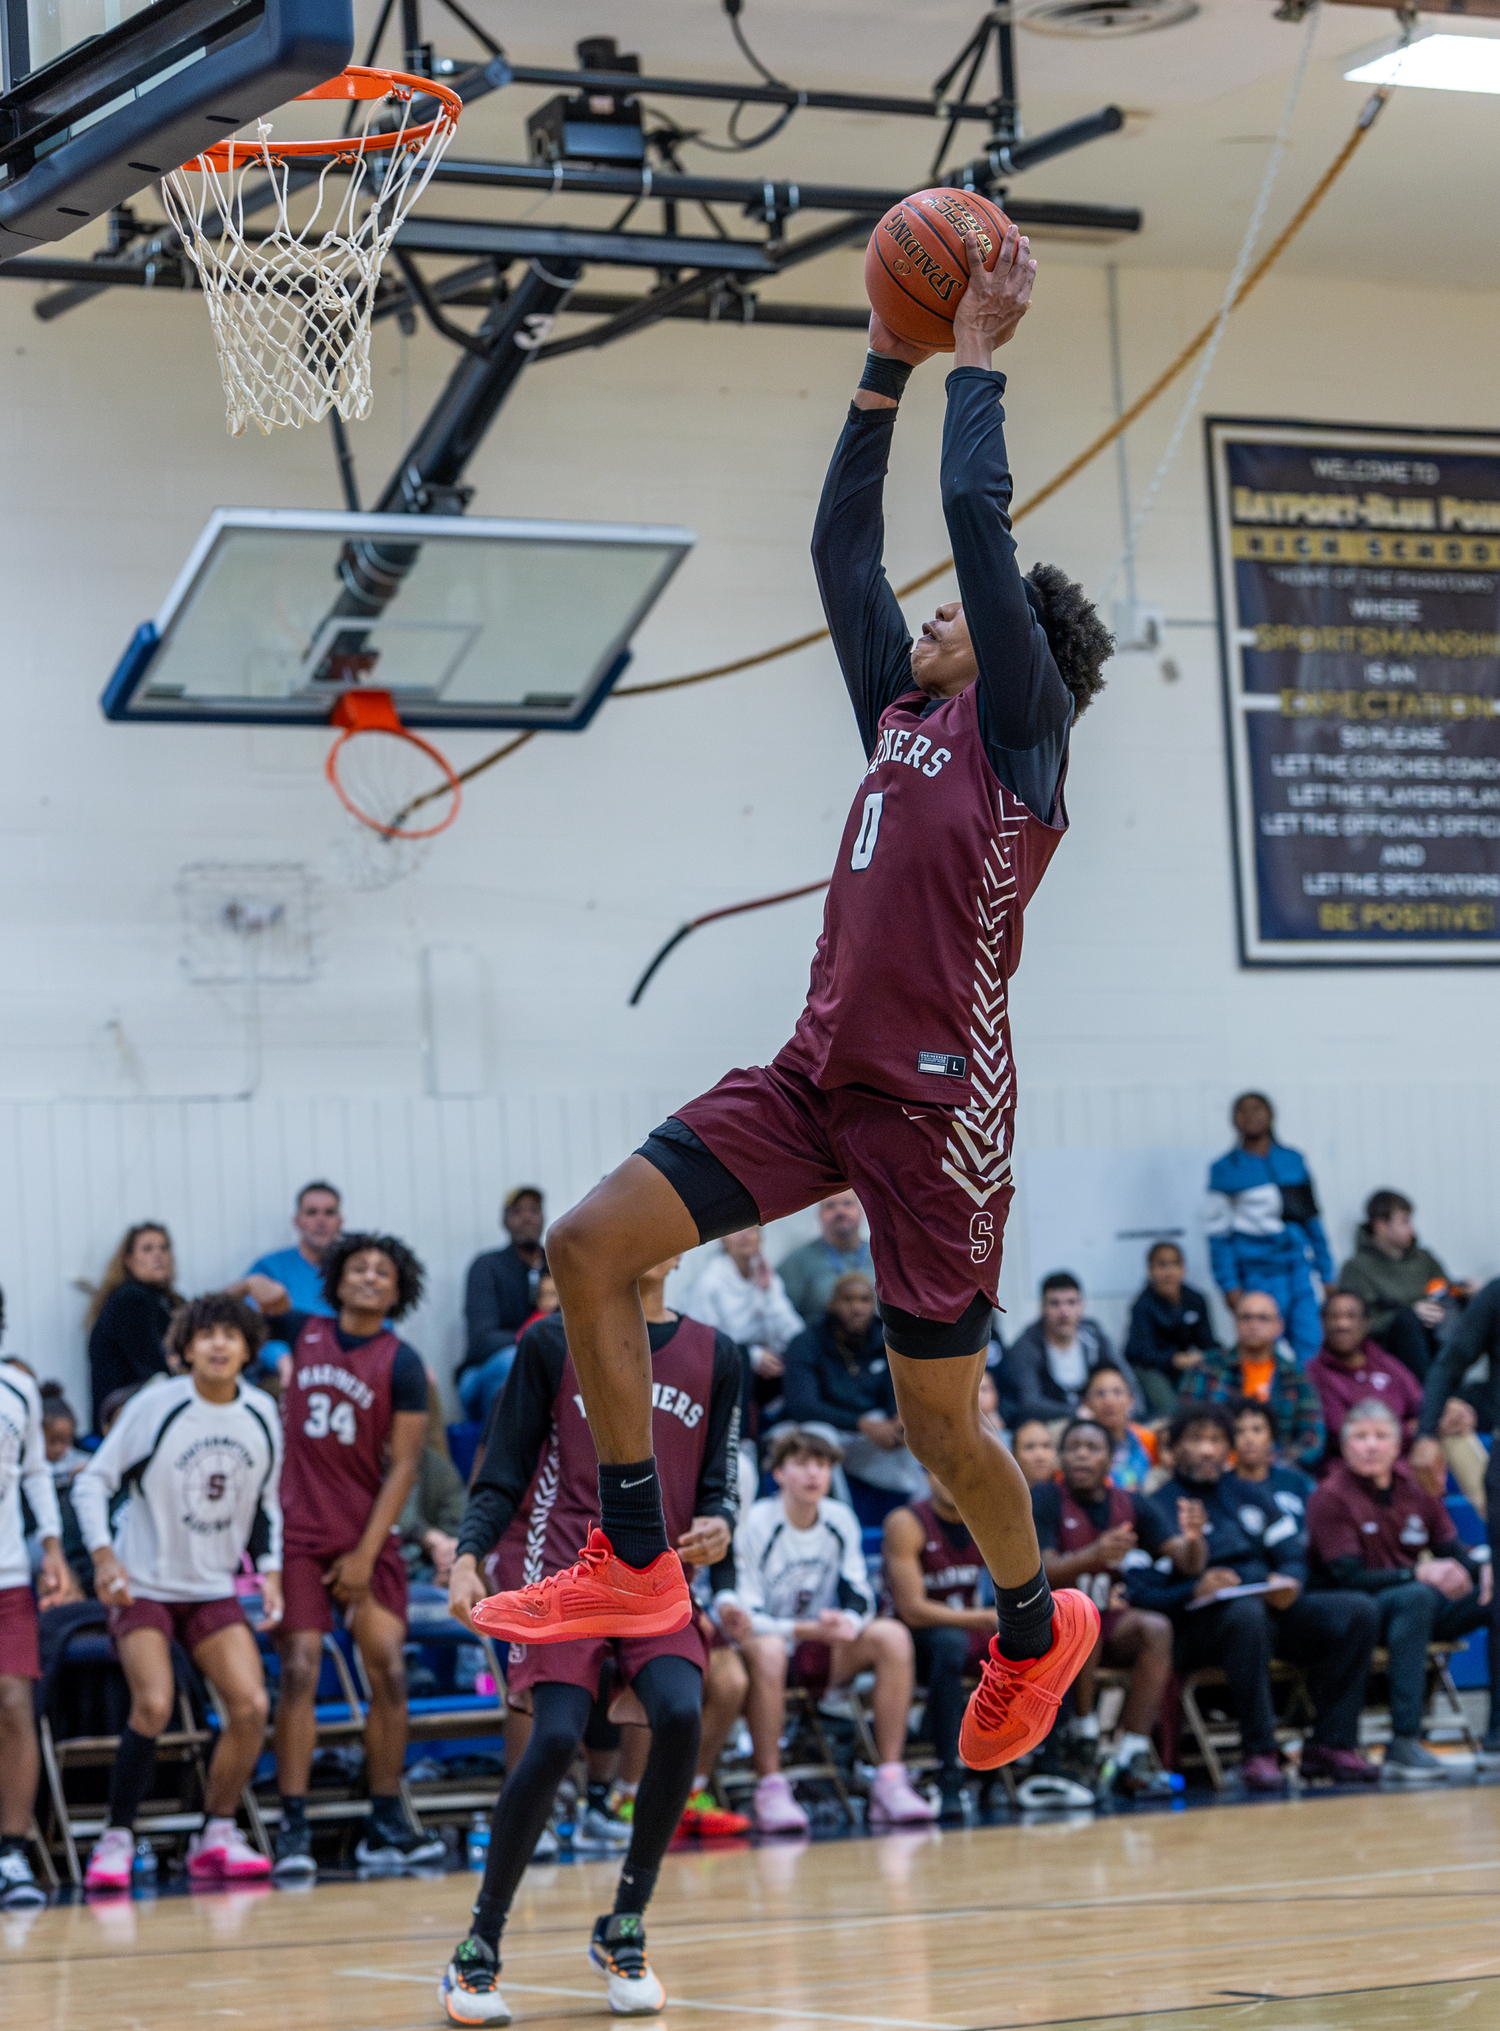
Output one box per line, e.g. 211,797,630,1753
977,1368,1002,1435
684,1227,804,1394
997,1272,1143,1431
459,1187,548,1428
252,1234,441,1877
0,1354,76,1908
1178,1291,1325,1475
1337,1191,1469,1384
1079,1363,1158,1491
1011,1418,1059,1488
73,1293,283,1889
1306,1290,1423,1472
1307,1397,1489,1780
32,1383,92,1595
1034,1417,1200,1797
718,1429,935,1832
86,1222,182,1435
1124,1241,1219,1418
776,1193,874,1328
882,1470,992,1817
1229,1399,1313,1531
244,1181,342,1378
1206,1092,1332,1366
398,1385,467,1585
1137,1404,1378,1789
783,1274,925,1515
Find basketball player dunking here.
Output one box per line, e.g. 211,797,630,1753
477,224,1115,1770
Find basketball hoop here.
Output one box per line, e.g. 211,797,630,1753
161,66,462,437
326,689,462,840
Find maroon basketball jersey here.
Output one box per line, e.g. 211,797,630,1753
1057,1483,1136,1610
782,681,1065,1190
909,1497,984,1610
280,1316,399,1554
496,1318,718,1587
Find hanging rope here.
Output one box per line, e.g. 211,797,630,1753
402,83,1391,820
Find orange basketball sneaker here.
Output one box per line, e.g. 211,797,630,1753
958,1589,1101,1770
470,1528,692,1644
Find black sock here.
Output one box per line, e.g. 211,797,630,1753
471,1894,507,1953
587,1780,611,1812
279,1793,307,1829
0,1834,25,1857
108,1726,159,1832
995,1565,1055,1663
597,1459,670,1570
613,1859,658,1916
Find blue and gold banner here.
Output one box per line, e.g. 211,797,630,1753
1207,418,1500,966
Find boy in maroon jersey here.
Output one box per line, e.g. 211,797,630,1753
246,1232,436,1876
882,1470,992,1818
444,1255,740,2023
475,227,1113,1771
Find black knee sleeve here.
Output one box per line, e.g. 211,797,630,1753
879,1289,993,1361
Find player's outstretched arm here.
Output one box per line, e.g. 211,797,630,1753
810,317,932,755
941,229,1072,759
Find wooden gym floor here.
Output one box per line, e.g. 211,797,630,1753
7,1789,1500,2030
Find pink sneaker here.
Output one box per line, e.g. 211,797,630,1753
752,1773,810,1835
867,1763,938,1826
188,1819,272,1880
84,1826,135,1891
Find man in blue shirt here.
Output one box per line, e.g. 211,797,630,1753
245,1181,342,1372
1205,1093,1332,1366
775,1192,875,1328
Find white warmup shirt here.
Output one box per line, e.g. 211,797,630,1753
0,1362,62,1589
685,1253,805,1355
74,1374,283,1601
728,1494,875,1642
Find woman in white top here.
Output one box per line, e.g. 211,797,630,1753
73,1294,283,1890
685,1226,804,1383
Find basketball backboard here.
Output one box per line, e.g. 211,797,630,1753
102,507,695,730
0,0,353,250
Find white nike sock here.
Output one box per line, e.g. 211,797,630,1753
1116,1732,1151,1764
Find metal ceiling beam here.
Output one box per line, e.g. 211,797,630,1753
391,216,777,271
500,61,1006,125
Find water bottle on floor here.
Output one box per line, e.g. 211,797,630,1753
467,1813,491,1870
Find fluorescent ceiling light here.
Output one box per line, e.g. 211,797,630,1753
1346,32,1500,94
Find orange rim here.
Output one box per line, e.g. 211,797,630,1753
185,65,461,171
324,695,463,840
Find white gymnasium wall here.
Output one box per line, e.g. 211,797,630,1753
3,251,1499,1411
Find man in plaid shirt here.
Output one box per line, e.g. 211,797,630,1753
1176,1292,1324,1476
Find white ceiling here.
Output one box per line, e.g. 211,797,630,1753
422,0,1500,290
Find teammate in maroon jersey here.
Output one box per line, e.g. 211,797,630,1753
476,226,1113,1770
248,1232,439,1875
444,1256,740,2023
882,1472,994,1818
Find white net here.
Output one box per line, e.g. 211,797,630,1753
161,80,459,437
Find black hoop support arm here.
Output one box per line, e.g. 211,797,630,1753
629,878,830,1006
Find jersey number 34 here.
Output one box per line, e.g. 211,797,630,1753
304,1391,358,1444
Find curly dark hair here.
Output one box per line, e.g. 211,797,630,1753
1026,563,1113,717
320,1231,425,1321
1167,1400,1235,1449
169,1292,267,1364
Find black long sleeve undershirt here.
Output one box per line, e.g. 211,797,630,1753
457,1315,742,1593
809,366,1073,822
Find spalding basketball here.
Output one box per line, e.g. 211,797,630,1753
864,188,1014,352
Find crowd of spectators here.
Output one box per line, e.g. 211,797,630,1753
3,1078,1500,1906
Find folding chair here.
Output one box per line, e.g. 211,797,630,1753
1174,1659,1310,1791
1359,1640,1482,1755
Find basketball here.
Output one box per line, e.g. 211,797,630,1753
864,187,1015,352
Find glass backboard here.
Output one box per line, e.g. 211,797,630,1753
103,507,695,730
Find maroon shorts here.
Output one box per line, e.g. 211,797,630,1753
0,1584,40,1680
506,1617,710,1706
671,1052,1008,1326
280,1536,408,1634
107,1593,247,1655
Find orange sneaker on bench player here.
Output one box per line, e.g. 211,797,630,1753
958,1589,1101,1770
470,1528,691,1645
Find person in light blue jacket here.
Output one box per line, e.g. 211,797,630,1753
1205,1093,1332,1366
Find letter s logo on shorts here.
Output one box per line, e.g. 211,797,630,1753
969,1212,994,1263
